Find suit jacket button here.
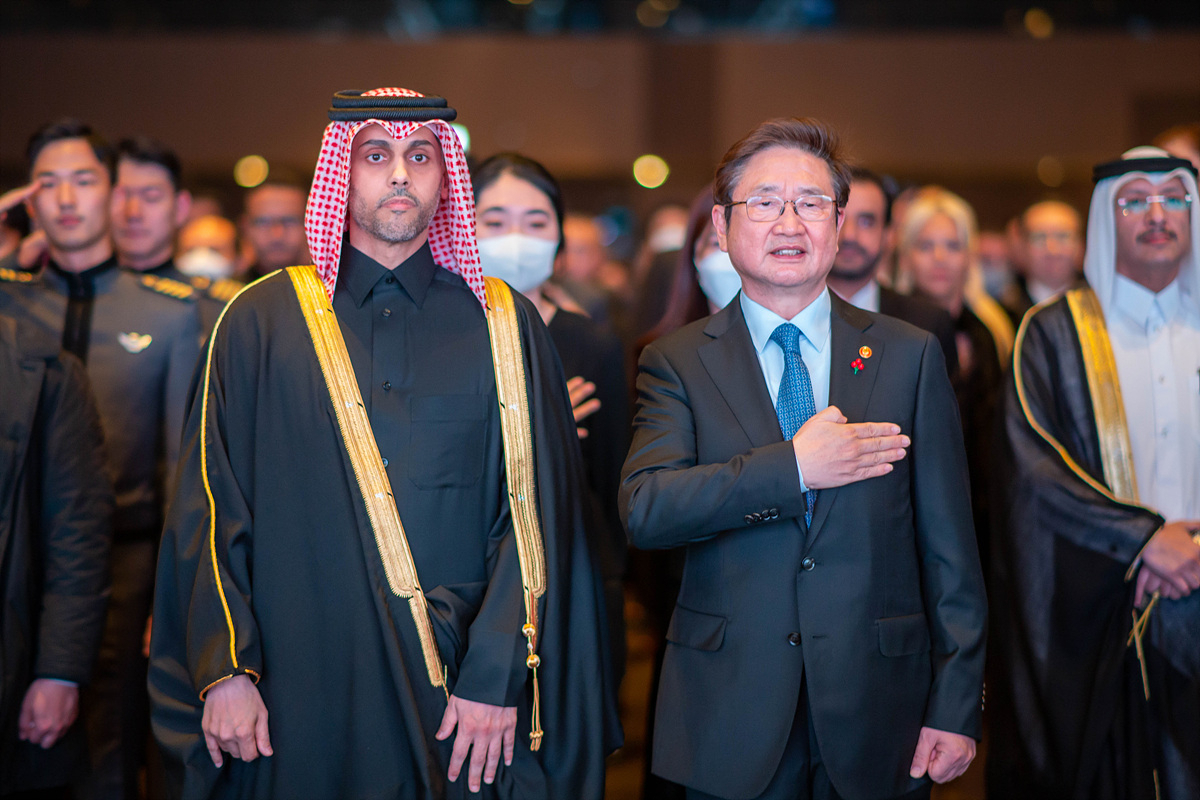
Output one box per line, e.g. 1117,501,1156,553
787,632,801,646
801,557,815,571
769,507,779,517
745,514,755,524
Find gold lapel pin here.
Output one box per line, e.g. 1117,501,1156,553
859,345,873,359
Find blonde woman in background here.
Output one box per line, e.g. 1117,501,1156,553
895,187,1013,576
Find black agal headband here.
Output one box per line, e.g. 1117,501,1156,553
1093,155,1198,183
327,90,458,123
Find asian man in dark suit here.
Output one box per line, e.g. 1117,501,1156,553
620,118,987,800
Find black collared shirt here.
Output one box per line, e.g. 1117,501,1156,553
331,241,527,704
332,241,501,550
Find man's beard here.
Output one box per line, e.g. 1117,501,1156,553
350,188,438,245
831,240,882,282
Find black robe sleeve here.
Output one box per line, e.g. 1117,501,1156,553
154,313,264,700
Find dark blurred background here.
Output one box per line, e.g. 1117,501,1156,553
2,1,1198,254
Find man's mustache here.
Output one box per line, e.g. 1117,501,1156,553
1136,226,1177,244
377,188,418,209
839,241,870,260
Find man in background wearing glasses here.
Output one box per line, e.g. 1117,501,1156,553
621,117,986,800
990,147,1200,798
238,178,310,281
1000,199,1085,326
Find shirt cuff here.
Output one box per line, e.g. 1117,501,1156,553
793,452,809,494
39,678,79,687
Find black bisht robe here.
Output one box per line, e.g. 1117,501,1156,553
149,269,620,800
988,294,1200,799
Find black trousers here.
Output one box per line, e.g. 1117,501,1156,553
685,682,932,800
79,539,156,800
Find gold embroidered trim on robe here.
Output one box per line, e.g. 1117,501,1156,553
286,265,446,691
1064,287,1139,504
1012,294,1152,515
199,271,280,687
483,276,547,750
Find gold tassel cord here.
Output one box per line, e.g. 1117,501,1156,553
1126,592,1159,701
483,277,549,750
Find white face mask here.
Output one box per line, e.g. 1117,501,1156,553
695,249,742,310
477,233,558,294
176,247,235,280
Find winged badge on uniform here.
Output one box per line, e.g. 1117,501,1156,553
118,332,153,353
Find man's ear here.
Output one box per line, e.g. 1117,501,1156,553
173,190,193,229
711,204,729,253
440,173,450,203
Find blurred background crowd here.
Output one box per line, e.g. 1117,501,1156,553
1,2,1198,799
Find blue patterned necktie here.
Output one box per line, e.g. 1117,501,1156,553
770,322,817,526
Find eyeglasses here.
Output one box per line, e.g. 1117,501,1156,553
1115,194,1192,216
726,195,836,223
1027,231,1078,247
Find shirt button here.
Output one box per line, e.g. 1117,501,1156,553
787,632,801,646
382,308,392,317
381,457,389,467
801,557,815,571
385,276,396,284
383,381,392,391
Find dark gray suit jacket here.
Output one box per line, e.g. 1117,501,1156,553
620,293,986,800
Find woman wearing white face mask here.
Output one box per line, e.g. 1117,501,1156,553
638,186,744,355
473,152,630,687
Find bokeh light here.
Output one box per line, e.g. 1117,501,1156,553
233,155,269,188
633,154,670,188
450,123,471,155
637,1,669,28
1037,155,1064,187
1024,8,1054,39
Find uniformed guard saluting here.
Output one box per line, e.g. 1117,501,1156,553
0,119,203,800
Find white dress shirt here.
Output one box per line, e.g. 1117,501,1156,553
1106,274,1200,520
844,279,881,313
740,289,832,492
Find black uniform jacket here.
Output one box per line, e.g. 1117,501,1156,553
0,314,113,791
621,293,987,800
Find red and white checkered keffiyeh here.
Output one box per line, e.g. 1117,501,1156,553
305,87,484,305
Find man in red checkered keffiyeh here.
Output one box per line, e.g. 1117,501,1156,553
148,89,620,800
305,88,486,305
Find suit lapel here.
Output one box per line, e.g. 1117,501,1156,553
806,295,883,546
697,299,782,450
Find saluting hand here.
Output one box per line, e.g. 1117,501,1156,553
0,178,45,217
436,694,517,792
202,674,272,767
909,725,976,784
791,405,909,490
